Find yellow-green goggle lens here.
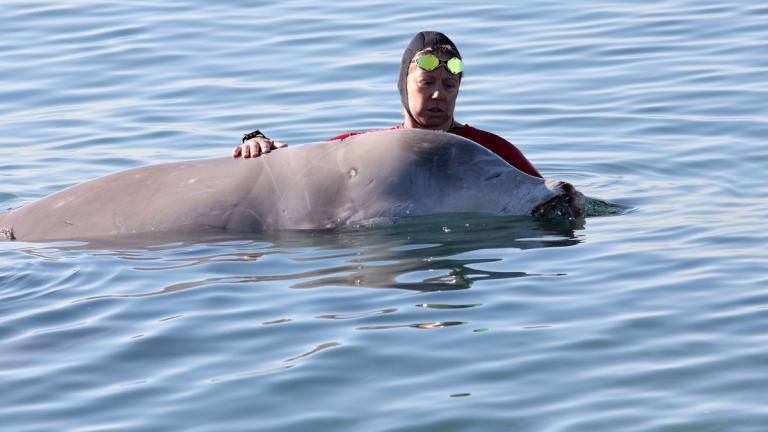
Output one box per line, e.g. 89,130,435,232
446,57,464,74
415,54,440,71
413,54,464,75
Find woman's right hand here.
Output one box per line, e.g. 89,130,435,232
232,136,288,158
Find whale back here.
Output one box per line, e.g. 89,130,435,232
0,129,563,241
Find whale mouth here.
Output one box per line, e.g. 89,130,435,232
532,195,579,219
0,226,14,240
532,182,585,220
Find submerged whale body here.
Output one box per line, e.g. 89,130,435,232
0,129,583,242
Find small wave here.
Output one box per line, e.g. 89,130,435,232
584,197,634,217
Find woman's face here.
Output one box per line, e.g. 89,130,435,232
405,57,460,130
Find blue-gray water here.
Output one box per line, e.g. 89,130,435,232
1,1,767,431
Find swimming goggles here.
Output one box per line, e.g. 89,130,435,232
411,54,464,75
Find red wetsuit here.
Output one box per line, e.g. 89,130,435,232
327,124,542,178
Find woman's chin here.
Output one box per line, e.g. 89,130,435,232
414,116,451,130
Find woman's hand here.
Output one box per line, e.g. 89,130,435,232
232,136,288,158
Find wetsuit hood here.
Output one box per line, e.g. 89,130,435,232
397,31,462,127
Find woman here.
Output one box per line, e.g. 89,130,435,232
234,31,542,179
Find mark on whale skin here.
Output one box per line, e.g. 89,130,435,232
483,172,502,181
53,195,75,209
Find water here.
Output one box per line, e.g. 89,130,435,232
1,0,767,430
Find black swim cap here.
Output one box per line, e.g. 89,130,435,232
397,31,462,125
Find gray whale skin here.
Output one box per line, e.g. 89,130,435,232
0,129,583,242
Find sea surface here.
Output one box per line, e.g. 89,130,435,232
1,1,767,431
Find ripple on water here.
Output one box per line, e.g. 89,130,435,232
2,0,768,430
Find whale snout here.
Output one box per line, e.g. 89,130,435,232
533,181,585,219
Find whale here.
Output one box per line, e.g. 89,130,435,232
0,129,583,242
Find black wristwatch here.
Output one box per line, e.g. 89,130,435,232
242,129,266,143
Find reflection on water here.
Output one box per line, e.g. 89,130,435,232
3,212,585,429
19,214,583,302
209,341,342,383
357,321,467,331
